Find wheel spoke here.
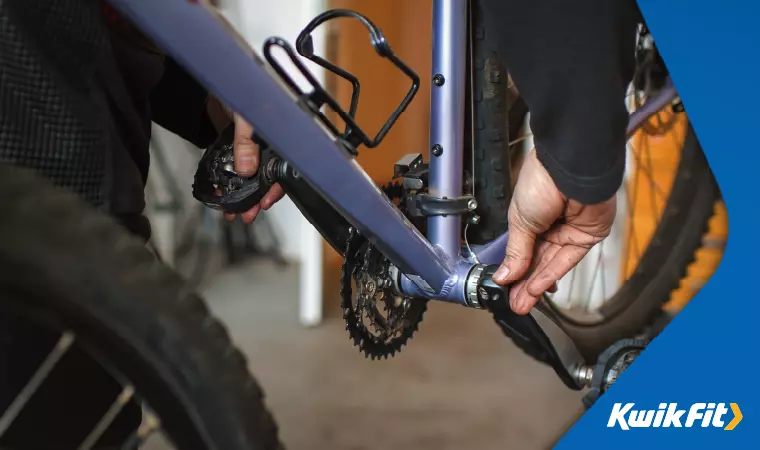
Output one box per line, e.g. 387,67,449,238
628,142,669,200
566,266,579,306
0,332,75,437
642,137,662,224
600,241,608,303
624,145,642,273
119,410,161,450
78,385,136,450
509,133,533,146
583,241,605,311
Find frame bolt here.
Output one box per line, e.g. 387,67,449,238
431,144,443,157
467,199,478,211
432,74,445,86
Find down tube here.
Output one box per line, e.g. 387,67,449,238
428,0,468,259
111,0,453,291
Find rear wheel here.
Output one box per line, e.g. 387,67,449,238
467,6,721,362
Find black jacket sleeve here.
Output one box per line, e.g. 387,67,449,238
149,57,219,149
482,0,640,204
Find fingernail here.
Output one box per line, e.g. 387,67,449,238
493,264,510,282
514,297,523,312
237,155,254,174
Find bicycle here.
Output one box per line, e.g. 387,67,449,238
0,0,718,448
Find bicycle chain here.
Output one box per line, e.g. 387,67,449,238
339,182,428,360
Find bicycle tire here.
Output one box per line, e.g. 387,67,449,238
467,7,720,361
463,0,512,244
0,165,282,450
553,126,719,360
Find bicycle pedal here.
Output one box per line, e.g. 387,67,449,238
581,339,648,409
191,124,279,214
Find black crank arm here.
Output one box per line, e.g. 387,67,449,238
276,161,351,255
476,265,585,390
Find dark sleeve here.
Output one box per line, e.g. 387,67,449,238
482,0,640,204
150,57,219,148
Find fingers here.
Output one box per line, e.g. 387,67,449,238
526,245,588,298
493,220,536,286
260,183,285,210
509,240,560,314
240,204,261,225
509,244,589,315
233,114,258,176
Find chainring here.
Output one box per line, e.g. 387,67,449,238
339,183,428,359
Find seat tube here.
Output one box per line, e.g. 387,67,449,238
428,0,468,260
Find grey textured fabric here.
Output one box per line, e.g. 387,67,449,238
0,0,109,207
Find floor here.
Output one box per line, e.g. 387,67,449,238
165,258,584,450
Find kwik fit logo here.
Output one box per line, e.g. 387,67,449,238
608,403,743,431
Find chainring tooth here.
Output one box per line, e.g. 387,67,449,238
339,183,428,360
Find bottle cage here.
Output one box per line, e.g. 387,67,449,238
263,9,421,154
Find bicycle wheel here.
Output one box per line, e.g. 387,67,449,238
467,7,720,362
0,165,282,449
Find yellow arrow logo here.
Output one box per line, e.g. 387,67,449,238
724,403,742,430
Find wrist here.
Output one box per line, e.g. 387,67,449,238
535,146,624,205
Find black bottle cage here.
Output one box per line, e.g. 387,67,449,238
263,9,420,153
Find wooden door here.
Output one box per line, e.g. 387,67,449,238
321,0,434,312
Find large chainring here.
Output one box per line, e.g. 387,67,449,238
339,183,427,359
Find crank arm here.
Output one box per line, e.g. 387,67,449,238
273,160,351,255
472,265,585,390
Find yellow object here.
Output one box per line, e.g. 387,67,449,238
625,109,726,312
725,403,743,431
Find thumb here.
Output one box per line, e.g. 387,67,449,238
233,114,258,176
492,221,536,286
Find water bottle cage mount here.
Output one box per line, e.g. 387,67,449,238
263,9,421,154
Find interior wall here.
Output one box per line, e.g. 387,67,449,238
215,0,327,263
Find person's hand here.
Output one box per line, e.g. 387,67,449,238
492,149,616,315
223,113,285,224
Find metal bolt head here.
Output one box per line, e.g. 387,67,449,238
467,199,478,211
431,144,443,157
432,74,445,86
478,287,488,300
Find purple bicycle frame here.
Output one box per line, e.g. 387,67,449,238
110,0,678,307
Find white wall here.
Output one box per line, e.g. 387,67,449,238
217,0,327,326
215,0,327,263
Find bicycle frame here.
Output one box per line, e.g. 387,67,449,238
110,0,677,306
